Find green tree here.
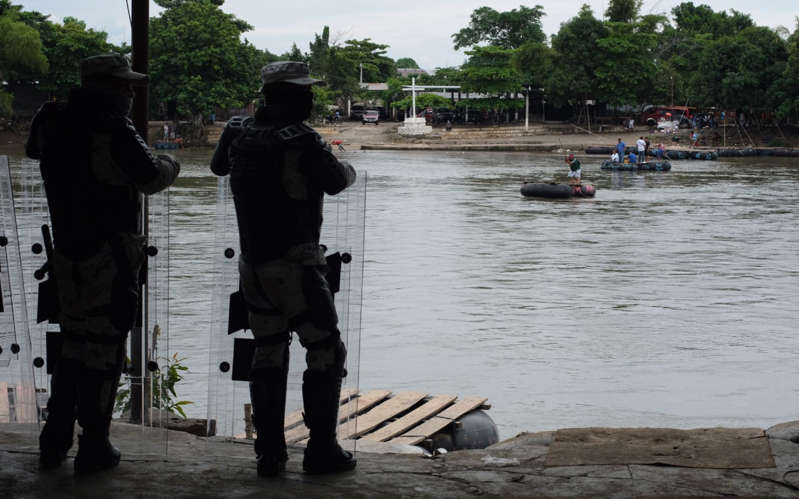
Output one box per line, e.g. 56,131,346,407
452,5,546,50
671,2,753,38
0,1,47,115
281,43,307,62
593,21,658,107
338,39,396,82
689,26,787,112
149,0,262,120
36,16,119,99
774,20,799,119
545,5,607,108
395,57,419,69
512,41,551,90
308,26,331,78
604,0,642,23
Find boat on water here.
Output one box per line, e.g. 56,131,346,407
600,160,672,171
520,183,596,199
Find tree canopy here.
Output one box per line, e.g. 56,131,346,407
452,5,546,50
149,0,264,118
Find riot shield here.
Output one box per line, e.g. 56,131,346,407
0,156,38,444
14,153,171,458
121,189,171,458
207,171,366,458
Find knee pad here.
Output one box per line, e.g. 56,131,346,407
303,335,347,377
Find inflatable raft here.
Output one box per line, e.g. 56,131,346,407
520,183,596,198
600,160,671,171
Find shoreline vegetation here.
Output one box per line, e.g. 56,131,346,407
2,2,798,139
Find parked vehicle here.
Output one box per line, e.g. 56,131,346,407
350,105,366,120
362,110,379,125
642,105,694,128
434,109,456,124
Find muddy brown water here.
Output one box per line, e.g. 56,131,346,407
6,148,798,439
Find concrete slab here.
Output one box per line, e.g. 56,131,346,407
2,422,799,498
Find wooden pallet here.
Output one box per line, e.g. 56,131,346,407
280,390,489,448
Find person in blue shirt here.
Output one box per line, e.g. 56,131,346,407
628,151,638,164
616,138,625,159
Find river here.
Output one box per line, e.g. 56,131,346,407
5,147,798,440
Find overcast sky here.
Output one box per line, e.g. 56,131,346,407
16,1,799,70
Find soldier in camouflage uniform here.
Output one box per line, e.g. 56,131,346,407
211,61,357,476
26,54,180,475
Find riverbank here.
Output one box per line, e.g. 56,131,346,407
2,421,798,497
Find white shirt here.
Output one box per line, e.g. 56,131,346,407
611,152,619,162
636,139,646,152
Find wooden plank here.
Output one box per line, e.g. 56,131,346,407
360,394,456,442
0,383,8,423
338,391,427,440
387,396,487,446
283,388,357,430
284,389,390,444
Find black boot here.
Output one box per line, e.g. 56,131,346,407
302,371,356,474
39,358,81,470
73,367,122,477
249,365,289,477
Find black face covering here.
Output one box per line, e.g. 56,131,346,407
262,83,313,123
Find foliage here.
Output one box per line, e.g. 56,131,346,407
512,41,552,89
459,45,522,95
391,92,451,112
149,0,262,119
280,43,307,62
774,20,799,119
452,5,546,50
339,39,396,82
604,0,642,23
395,57,419,69
308,26,331,78
115,353,193,419
0,1,48,116
545,5,608,107
688,26,787,111
37,17,119,99
671,2,753,38
310,84,335,121
593,21,658,106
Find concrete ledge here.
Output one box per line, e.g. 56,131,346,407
2,422,799,497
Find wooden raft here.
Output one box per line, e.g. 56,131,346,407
281,389,489,447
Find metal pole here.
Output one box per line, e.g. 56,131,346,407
525,87,529,130
411,77,416,118
130,0,149,425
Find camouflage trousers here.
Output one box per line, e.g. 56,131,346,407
53,234,144,372
238,257,344,373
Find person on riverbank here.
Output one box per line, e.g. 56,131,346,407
26,54,180,476
616,138,625,161
636,136,646,163
210,61,357,477
566,153,581,186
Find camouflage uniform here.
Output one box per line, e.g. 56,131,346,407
26,54,180,474
210,61,357,476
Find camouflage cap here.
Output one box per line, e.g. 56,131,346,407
80,54,147,82
261,61,324,87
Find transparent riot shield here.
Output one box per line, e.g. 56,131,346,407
13,156,52,398
0,156,39,447
207,171,366,458
121,189,171,458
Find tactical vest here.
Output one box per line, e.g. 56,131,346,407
228,122,324,264
36,103,140,260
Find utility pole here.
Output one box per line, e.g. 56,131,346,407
524,85,530,131
130,0,149,425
